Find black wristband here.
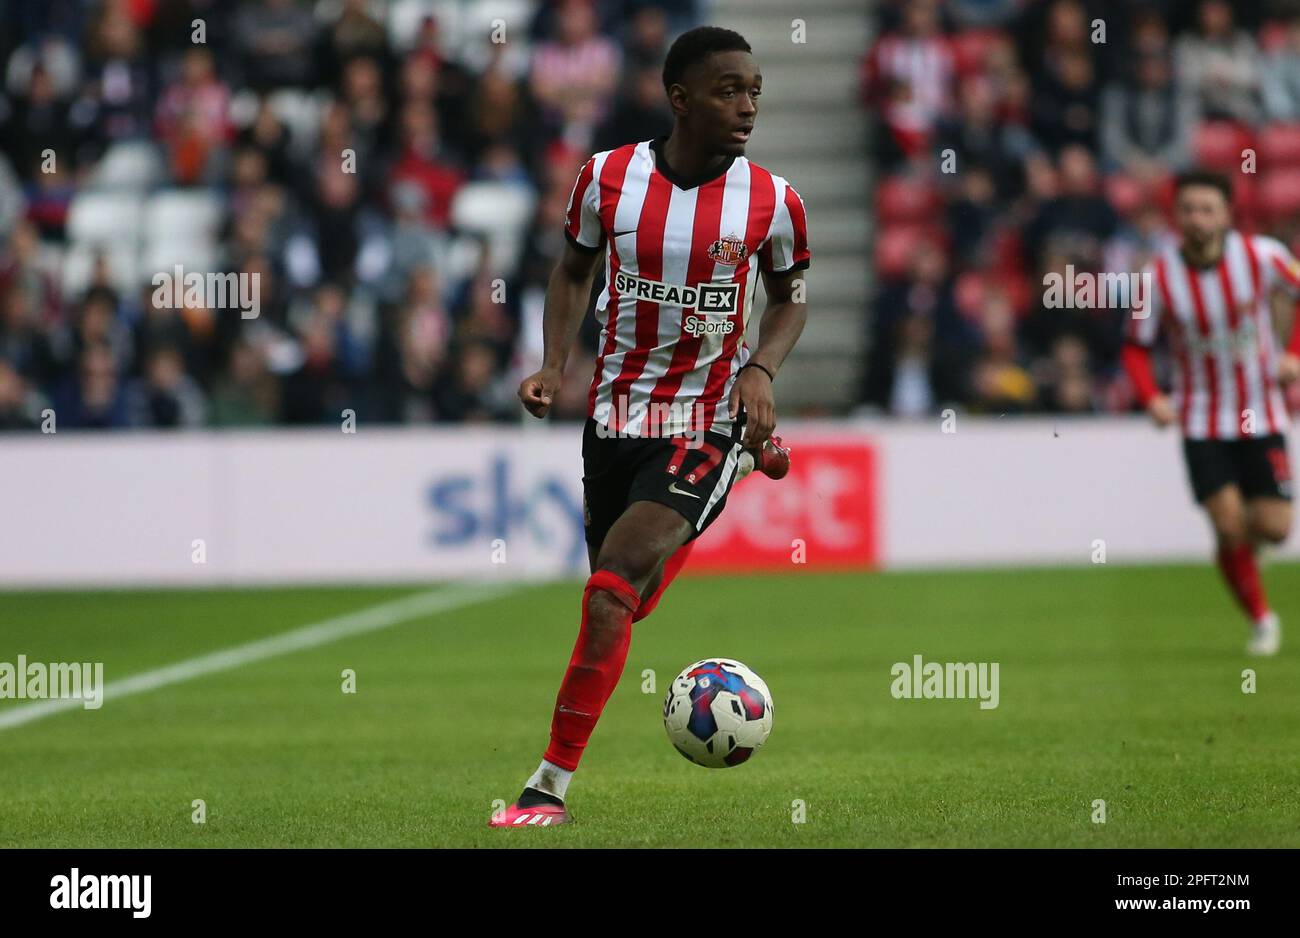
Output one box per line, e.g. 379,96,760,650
739,362,774,383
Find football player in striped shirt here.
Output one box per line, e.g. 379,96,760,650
1123,170,1300,656
491,26,810,827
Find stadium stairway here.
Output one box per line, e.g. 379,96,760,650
709,0,871,412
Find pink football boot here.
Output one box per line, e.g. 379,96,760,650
488,802,571,828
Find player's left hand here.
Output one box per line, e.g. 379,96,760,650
729,365,775,448
1279,353,1300,385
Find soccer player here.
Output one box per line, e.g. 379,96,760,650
1122,170,1300,656
490,26,810,827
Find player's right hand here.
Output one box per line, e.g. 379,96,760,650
518,366,562,418
1147,393,1176,428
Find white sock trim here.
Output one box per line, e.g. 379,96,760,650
525,759,573,801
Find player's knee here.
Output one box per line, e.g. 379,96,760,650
1251,512,1291,545
1209,504,1249,547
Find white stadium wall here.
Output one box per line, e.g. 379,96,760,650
1,418,1297,588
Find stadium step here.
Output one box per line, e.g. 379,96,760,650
714,0,872,415
779,305,867,356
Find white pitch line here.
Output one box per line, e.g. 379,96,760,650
0,582,520,731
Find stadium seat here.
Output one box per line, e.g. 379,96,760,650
450,181,537,277
91,141,166,191
873,224,943,281
1194,121,1254,172
67,191,145,246
1259,20,1290,53
950,30,1001,77
874,175,940,225
1257,123,1300,169
442,233,487,286
139,240,219,283
455,0,534,72
1232,172,1258,226
143,189,224,245
1256,169,1300,220
268,88,326,156
1103,173,1145,217
60,242,140,297
389,0,462,53
459,0,533,43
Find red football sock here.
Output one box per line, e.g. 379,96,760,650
1216,543,1269,621
543,570,641,771
633,541,694,623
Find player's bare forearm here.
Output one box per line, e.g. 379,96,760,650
519,242,601,418
728,269,807,447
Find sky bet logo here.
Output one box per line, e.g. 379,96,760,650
429,455,585,569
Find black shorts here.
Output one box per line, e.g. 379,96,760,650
1182,433,1293,503
581,417,745,550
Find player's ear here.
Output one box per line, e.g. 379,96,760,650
666,82,689,118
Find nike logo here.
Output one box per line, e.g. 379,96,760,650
612,229,637,238
668,482,701,499
557,705,591,716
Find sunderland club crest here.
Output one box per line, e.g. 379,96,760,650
707,234,749,266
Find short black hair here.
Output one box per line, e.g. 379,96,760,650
662,26,752,92
1174,169,1232,202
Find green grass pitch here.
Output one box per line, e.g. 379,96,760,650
2,563,1299,848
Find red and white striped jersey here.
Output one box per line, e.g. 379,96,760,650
1130,230,1300,440
565,137,811,437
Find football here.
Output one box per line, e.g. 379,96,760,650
662,658,774,768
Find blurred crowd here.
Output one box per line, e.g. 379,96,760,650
0,0,695,430
861,0,1300,417
11,0,1300,432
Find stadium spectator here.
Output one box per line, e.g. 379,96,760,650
83,0,153,148
154,47,233,185
0,357,46,430
126,345,207,428
530,0,622,149
861,0,955,167
1100,47,1196,179
594,63,673,153
54,343,129,429
1025,3,1103,156
1023,145,1117,272
933,73,1036,200
434,337,513,422
233,0,318,91
387,98,465,230
209,338,279,427
862,238,975,414
1174,0,1263,125
1263,14,1300,121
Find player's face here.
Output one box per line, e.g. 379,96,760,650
680,50,761,157
1174,185,1231,248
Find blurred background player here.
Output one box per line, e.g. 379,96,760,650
496,25,809,827
1123,170,1300,655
